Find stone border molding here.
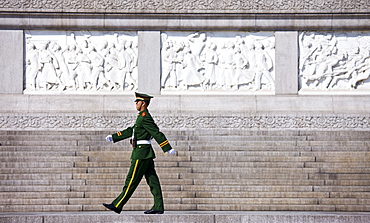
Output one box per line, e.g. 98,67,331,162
0,0,370,13
1,113,369,130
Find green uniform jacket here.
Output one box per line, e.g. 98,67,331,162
111,109,172,160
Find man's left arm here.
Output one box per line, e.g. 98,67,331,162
142,117,174,154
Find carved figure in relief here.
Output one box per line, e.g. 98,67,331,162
25,42,39,90
166,42,184,89
64,44,79,89
88,46,105,90
253,42,274,90
104,43,123,90
201,42,218,89
124,40,138,90
38,41,59,90
350,48,370,89
234,47,253,89
187,32,207,65
76,45,92,90
161,37,175,88
52,43,73,91
223,41,238,89
181,47,205,90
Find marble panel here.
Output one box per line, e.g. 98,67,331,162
24,30,138,93
161,31,275,94
0,30,23,93
299,31,370,93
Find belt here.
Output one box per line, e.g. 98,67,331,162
136,140,151,145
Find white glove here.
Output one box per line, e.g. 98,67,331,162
105,135,113,142
167,149,176,155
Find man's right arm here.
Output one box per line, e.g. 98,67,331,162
107,127,133,143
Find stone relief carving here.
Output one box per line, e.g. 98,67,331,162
25,31,138,92
161,32,275,92
0,113,369,130
299,31,370,91
0,0,369,12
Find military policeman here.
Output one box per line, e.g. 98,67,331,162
103,92,175,214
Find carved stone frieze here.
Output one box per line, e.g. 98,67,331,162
299,31,370,91
25,30,138,92
0,113,369,130
161,31,275,92
0,0,369,13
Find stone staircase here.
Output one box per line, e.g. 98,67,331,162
0,129,369,212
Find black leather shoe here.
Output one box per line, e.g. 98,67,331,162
103,203,121,214
144,209,164,214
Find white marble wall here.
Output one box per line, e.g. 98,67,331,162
25,30,138,93
299,31,370,91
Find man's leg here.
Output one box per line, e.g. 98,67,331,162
110,159,147,211
144,159,164,212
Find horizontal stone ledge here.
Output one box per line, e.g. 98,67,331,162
0,13,369,30
0,0,369,14
1,211,370,223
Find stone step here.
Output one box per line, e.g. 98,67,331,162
179,161,306,168
0,185,72,192
309,173,370,180
192,179,324,186
75,161,179,168
195,191,329,198
2,141,80,146
88,154,190,162
0,179,86,186
191,156,315,162
71,184,181,192
196,204,336,211
85,203,196,211
0,156,87,162
0,134,317,142
84,178,193,185
182,197,320,205
79,150,311,158
297,141,370,147
0,205,83,212
0,168,86,174
0,146,90,151
0,151,78,157
68,197,182,205
89,145,314,151
180,173,309,180
85,190,195,198
0,191,84,199
301,151,370,157
312,186,370,192
177,151,303,157
71,172,179,180
0,162,75,168
86,167,191,173
188,167,318,174
2,210,366,222
304,162,370,168
330,192,370,199
0,173,73,180
181,185,314,192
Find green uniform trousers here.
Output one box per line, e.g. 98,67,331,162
111,158,164,211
